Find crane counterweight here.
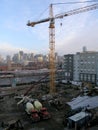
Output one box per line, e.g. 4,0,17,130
27,21,35,27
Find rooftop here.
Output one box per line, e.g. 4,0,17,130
68,111,89,122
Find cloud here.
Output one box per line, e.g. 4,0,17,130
0,42,35,57
56,19,98,54
28,7,98,55
53,2,98,55
1,0,97,57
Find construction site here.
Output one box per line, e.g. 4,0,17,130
0,1,98,130
0,72,98,130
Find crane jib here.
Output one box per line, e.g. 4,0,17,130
27,3,98,26
55,3,98,19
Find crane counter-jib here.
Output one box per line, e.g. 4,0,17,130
27,17,50,27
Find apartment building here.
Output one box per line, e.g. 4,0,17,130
63,54,74,81
74,49,98,85
73,53,80,81
63,47,98,85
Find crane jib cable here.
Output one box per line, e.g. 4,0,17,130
52,0,98,5
55,3,98,19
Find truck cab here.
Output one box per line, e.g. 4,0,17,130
39,107,51,120
30,110,40,122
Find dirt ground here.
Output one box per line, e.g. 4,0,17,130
0,84,98,130
0,94,66,130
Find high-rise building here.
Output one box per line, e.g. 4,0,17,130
6,55,11,62
19,51,24,62
6,55,11,70
83,46,87,52
63,54,74,81
0,55,3,63
12,54,19,63
80,51,97,84
73,53,80,81
74,49,98,85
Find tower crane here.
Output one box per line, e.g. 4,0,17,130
27,3,98,94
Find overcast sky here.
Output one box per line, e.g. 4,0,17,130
0,0,98,57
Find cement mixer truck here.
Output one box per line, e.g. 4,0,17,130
34,100,51,120
16,96,51,122
25,100,51,121
25,102,40,122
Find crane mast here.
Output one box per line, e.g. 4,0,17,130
27,3,98,94
49,4,55,93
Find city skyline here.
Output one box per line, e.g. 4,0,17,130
0,45,95,59
0,0,98,56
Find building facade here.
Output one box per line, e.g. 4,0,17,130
73,53,80,81
63,48,98,85
74,50,98,85
79,51,98,84
63,54,74,81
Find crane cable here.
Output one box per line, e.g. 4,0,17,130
35,6,49,21
52,0,98,5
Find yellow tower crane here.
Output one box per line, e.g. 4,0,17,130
27,3,98,94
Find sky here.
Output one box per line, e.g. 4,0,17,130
0,0,98,57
